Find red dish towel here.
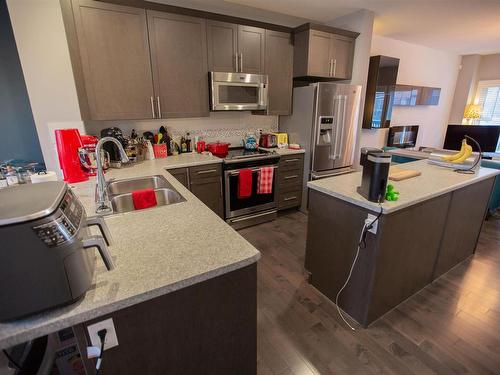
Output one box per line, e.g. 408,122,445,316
132,189,157,210
257,167,274,194
238,169,253,199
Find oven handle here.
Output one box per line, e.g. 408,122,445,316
228,165,278,176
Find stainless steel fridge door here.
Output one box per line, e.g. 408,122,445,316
312,83,361,172
312,83,337,171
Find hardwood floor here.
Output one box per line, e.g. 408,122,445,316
239,211,500,375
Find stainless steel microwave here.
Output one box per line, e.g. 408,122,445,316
209,72,268,111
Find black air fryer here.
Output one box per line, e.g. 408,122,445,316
357,148,392,202
0,182,114,320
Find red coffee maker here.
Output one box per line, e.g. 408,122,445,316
55,129,91,183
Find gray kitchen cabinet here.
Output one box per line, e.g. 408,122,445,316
168,167,189,188
330,35,354,79
304,30,332,77
169,163,224,217
190,177,224,218
238,25,265,74
70,0,155,120
293,24,357,80
264,30,293,115
207,21,265,74
277,154,304,210
206,20,238,72
147,11,209,118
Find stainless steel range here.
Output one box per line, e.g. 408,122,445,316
223,148,280,229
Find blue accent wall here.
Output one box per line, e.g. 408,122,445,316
0,0,43,162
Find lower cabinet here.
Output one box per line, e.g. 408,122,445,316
276,154,304,210
169,163,224,218
76,264,257,375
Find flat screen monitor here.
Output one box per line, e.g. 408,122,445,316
387,125,419,148
444,125,500,152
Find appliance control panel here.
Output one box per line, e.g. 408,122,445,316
32,189,84,248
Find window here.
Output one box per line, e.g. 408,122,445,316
476,80,500,126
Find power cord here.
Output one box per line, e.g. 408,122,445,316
95,329,108,375
2,349,21,371
336,202,383,331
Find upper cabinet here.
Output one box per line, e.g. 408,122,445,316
63,0,296,121
238,25,265,74
264,30,293,115
394,85,441,106
67,0,209,120
293,24,358,80
207,21,265,74
206,21,238,72
147,11,209,118
71,0,155,120
362,55,400,129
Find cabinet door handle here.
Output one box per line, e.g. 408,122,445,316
284,175,298,179
150,96,156,118
235,53,239,72
285,158,299,163
219,176,223,198
333,59,337,77
186,169,190,190
240,53,243,72
197,169,217,174
157,96,162,118
329,59,333,77
284,196,297,201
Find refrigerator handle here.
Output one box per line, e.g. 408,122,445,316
336,95,347,159
330,96,340,160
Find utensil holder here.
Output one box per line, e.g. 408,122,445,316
153,144,167,158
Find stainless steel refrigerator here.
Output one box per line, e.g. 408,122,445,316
280,82,362,211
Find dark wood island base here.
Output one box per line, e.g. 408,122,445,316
74,264,257,375
305,178,495,327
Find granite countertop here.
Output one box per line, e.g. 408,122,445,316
259,147,306,155
0,153,260,350
308,159,500,214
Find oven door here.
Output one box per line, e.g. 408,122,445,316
210,72,268,111
224,166,277,218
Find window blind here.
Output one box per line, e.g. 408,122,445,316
477,80,500,125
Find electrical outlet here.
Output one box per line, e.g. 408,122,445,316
366,214,378,234
87,318,118,351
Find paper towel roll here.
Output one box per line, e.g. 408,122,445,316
30,171,58,183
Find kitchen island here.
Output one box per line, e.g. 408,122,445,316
305,160,499,327
0,153,260,374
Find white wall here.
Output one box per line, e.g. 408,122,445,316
6,0,83,175
361,35,461,150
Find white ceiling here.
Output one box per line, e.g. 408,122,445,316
161,0,500,55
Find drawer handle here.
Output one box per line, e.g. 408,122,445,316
197,169,217,174
285,158,299,163
284,175,298,180
284,196,297,201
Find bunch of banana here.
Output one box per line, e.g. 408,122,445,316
441,139,473,164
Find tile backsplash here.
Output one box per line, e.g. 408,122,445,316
84,112,278,147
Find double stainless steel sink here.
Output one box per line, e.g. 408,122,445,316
105,175,185,214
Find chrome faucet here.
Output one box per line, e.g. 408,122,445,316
95,137,129,214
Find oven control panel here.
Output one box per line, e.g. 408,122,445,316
32,189,84,248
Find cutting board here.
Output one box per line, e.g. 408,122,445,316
389,166,421,181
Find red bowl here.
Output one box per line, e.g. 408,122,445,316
207,142,230,157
